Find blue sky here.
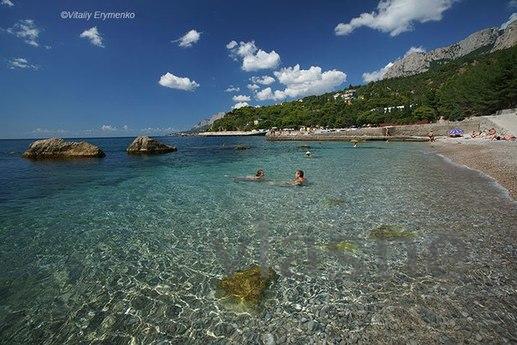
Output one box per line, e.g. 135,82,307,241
0,0,515,139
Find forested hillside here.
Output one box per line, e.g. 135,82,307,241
211,46,516,131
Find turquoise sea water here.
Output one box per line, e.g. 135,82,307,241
0,137,516,344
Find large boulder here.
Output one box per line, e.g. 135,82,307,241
23,138,105,159
127,136,177,154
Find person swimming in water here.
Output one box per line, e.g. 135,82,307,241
234,169,265,182
292,169,305,186
254,169,265,180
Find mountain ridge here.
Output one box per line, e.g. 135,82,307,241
383,21,516,79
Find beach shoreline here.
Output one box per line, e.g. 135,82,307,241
430,138,517,199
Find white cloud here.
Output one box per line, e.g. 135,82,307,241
1,0,14,7
7,19,40,47
404,45,426,57
247,83,260,91
256,65,346,101
362,62,394,83
501,13,517,30
101,124,117,132
80,27,104,47
232,94,251,102
140,127,175,134
256,87,287,101
227,40,280,71
173,29,201,48
158,72,199,91
225,85,240,92
362,46,426,83
335,0,457,37
8,57,38,70
251,75,275,85
232,102,249,109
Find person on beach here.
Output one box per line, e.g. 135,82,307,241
428,131,435,142
292,170,305,186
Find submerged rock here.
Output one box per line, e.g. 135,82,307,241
234,144,251,150
323,196,346,207
126,136,177,154
218,265,277,306
22,138,105,159
326,241,358,252
370,224,415,240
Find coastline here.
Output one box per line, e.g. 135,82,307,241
430,138,517,199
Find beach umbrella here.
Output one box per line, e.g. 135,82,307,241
448,128,464,137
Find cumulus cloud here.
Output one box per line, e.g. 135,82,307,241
247,84,260,91
232,95,251,102
80,27,104,47
158,72,199,91
173,29,201,48
227,40,280,71
251,75,275,85
362,46,426,82
335,0,457,37
8,57,38,70
501,13,517,30
101,124,117,132
232,102,249,109
7,19,40,46
403,45,426,57
256,65,346,101
225,85,240,92
1,0,14,7
362,62,395,83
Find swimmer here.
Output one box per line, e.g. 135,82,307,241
234,169,265,182
254,169,265,180
305,151,311,157
292,169,305,186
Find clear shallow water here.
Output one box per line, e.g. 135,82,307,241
0,137,516,344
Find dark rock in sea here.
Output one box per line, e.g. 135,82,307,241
234,144,251,150
22,138,105,159
126,136,177,154
325,240,358,252
217,265,277,306
370,224,415,240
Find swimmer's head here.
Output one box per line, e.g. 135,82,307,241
305,151,311,156
255,169,265,177
295,169,304,178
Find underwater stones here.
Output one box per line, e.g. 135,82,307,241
323,196,346,207
127,136,177,154
326,241,358,252
234,144,251,150
218,265,277,306
22,138,105,159
370,225,415,240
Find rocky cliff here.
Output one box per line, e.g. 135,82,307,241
383,21,517,79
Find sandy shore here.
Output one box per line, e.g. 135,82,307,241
430,138,517,199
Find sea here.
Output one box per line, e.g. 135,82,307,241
0,136,515,344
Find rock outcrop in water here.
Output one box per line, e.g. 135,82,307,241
22,138,105,159
126,136,177,154
383,21,517,79
218,265,277,306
